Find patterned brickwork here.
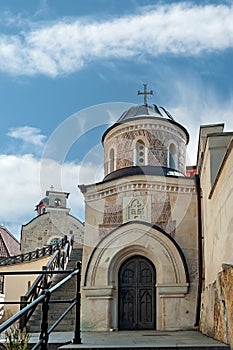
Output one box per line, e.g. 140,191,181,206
104,126,186,174
103,205,123,225
98,190,177,239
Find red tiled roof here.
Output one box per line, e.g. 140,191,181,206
0,226,20,257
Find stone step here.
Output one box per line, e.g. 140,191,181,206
60,347,229,350
28,331,230,350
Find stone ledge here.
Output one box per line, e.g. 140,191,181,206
157,283,189,296
83,286,114,299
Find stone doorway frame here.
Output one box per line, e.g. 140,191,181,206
82,221,189,331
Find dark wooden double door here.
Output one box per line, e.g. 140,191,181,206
118,255,156,330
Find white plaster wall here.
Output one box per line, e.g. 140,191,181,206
201,140,233,285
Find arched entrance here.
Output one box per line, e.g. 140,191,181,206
118,255,156,330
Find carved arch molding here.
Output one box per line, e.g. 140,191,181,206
84,221,189,297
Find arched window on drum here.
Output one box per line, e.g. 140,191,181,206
109,148,115,173
168,142,178,170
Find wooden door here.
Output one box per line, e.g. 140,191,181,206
119,255,156,330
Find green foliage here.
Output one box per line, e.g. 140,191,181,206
4,325,30,350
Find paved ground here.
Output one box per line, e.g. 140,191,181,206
28,330,230,349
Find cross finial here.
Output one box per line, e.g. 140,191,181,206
137,83,153,105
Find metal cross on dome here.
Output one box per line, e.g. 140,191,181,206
137,83,153,105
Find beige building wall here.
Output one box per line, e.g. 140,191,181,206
0,257,50,315
198,125,233,347
199,132,233,285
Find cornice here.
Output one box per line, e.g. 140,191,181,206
104,120,187,144
84,181,196,201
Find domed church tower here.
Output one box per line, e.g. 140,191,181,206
79,85,199,332
103,100,188,177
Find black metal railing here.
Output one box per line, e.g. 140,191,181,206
0,242,64,267
0,262,82,350
19,235,73,329
0,275,4,294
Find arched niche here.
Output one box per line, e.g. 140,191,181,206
84,221,189,291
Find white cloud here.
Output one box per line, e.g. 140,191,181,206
165,77,233,165
0,2,233,76
7,126,46,146
0,153,103,240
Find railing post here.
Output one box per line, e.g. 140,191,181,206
19,296,27,331
40,290,50,350
73,261,82,344
0,275,4,294
42,266,48,289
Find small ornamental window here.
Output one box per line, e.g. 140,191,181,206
135,140,146,165
54,198,61,207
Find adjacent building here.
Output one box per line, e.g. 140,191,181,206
0,225,20,258
20,189,84,254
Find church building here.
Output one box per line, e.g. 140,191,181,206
21,188,84,254
79,86,199,331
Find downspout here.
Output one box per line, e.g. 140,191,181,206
194,174,203,327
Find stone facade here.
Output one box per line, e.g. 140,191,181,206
200,265,233,349
103,118,188,176
21,190,84,253
79,104,199,332
80,175,198,331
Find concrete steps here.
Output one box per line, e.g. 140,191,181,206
27,248,82,333
28,331,230,350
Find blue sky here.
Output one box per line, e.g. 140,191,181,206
1,0,233,240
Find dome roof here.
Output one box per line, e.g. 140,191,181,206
38,197,49,206
102,103,189,144
117,104,175,122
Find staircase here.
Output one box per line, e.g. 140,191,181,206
27,248,82,333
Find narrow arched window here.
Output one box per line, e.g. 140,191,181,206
109,148,115,173
135,140,146,166
168,143,178,169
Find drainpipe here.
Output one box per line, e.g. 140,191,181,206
194,174,203,327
